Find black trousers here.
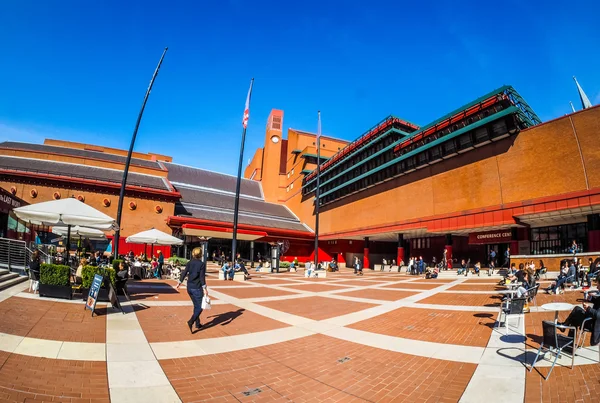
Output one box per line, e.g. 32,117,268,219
187,288,203,327
564,306,594,337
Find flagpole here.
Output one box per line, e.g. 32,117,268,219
231,78,254,266
314,111,321,267
113,47,168,259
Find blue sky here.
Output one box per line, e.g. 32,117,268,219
1,0,599,175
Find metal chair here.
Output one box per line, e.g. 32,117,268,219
527,284,540,308
530,320,577,380
576,317,600,362
496,297,527,335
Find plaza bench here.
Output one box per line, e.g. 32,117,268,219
388,265,400,272
314,270,327,278
218,271,246,281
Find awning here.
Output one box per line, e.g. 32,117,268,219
182,224,267,241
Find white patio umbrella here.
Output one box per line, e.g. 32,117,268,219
14,198,116,257
52,226,107,240
126,228,183,263
13,198,116,229
126,228,183,245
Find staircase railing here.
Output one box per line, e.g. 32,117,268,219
0,237,28,273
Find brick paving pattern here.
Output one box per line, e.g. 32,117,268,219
349,307,495,347
0,297,106,343
160,334,476,403
525,363,600,403
0,353,109,403
1,269,597,403
135,304,288,343
336,288,418,301
212,286,296,299
417,293,502,308
257,296,376,321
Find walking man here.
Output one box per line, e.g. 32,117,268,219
176,247,208,334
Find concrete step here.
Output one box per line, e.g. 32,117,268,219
0,272,19,283
0,274,27,291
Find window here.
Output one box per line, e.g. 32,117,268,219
530,223,587,254
290,183,294,189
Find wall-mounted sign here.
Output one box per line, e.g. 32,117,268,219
469,229,513,244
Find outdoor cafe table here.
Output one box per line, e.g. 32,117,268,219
541,302,574,322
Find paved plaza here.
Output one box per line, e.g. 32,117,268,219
0,267,598,403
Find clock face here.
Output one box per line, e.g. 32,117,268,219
270,135,280,144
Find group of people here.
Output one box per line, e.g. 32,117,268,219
123,250,164,279
221,259,250,280
544,257,600,294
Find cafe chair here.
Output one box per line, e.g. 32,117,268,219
496,297,526,335
528,284,540,308
576,317,600,362
529,320,577,380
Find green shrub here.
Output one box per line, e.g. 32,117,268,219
112,259,123,271
40,264,70,286
279,261,290,268
82,265,116,288
168,256,189,265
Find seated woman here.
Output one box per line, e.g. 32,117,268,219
560,276,600,345
457,259,467,276
584,258,600,289
546,261,576,294
221,261,234,281
472,262,481,276
534,259,546,280
115,261,129,295
75,258,87,284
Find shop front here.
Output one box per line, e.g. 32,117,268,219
0,187,30,242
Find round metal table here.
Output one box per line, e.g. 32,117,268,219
541,302,574,322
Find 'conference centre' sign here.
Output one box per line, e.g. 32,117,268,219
469,229,512,245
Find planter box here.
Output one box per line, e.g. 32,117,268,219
81,287,110,302
39,283,72,300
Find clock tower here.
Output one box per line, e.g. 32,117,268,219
261,109,284,202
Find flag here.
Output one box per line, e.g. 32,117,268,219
242,79,254,129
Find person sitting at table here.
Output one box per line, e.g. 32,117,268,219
559,276,600,346
584,258,600,289
506,263,526,284
116,261,129,294
146,258,155,279
546,260,576,294
534,259,546,280
222,261,234,281
75,258,86,284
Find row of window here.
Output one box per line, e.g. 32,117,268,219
311,115,518,206
303,101,516,204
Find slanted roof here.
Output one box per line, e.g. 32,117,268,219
164,162,262,199
0,141,162,169
0,155,170,191
173,185,310,233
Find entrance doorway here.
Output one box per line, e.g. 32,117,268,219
487,243,510,268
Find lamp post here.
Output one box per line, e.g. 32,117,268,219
113,48,168,258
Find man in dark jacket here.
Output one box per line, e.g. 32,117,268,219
561,276,600,346
176,248,207,333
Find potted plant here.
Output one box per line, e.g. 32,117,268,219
81,265,116,302
39,264,72,300
167,256,189,266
